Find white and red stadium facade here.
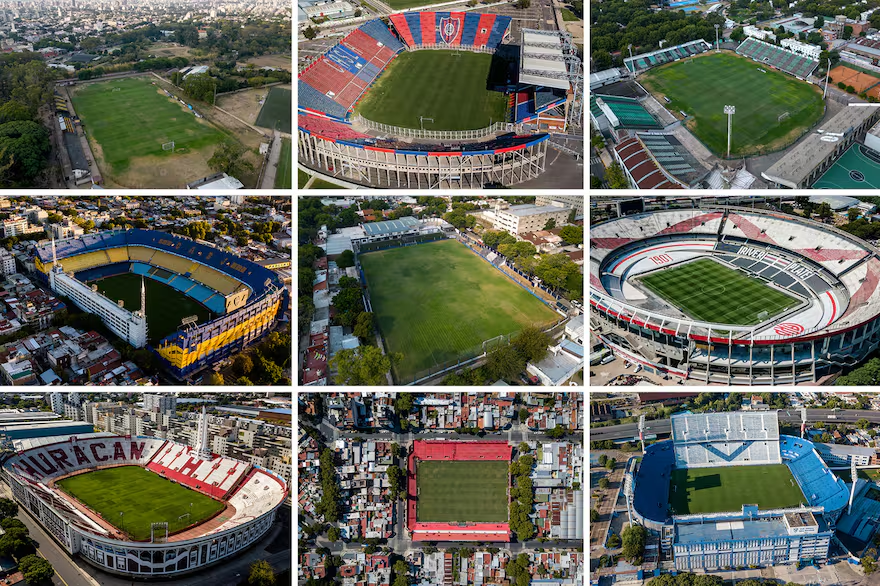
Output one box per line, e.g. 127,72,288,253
1,435,287,578
590,206,880,384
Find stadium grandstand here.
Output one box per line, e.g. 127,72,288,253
624,40,712,74
592,95,661,130
611,136,686,189
590,206,880,384
406,441,511,542
298,16,581,189
623,411,847,571
32,229,286,379
2,426,287,578
736,37,819,79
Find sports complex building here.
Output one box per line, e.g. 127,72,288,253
0,413,287,578
590,206,880,385
406,440,511,542
624,412,847,570
31,229,286,380
298,13,582,189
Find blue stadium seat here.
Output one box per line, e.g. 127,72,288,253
327,45,367,75
486,16,511,48
461,13,481,46
779,435,849,512
74,262,130,282
360,20,406,52
130,262,151,276
298,80,348,120
633,441,673,524
168,276,196,294
404,12,422,45
203,293,227,314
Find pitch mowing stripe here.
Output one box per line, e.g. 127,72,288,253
640,259,798,325
669,464,805,514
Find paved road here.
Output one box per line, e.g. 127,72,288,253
590,408,880,441
260,130,282,189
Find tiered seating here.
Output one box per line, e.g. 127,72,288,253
191,265,240,295
147,443,249,500
591,210,724,247
359,19,406,52
672,412,782,468
150,250,198,276
202,294,227,315
736,37,818,78
723,212,870,275
106,247,129,263
632,441,673,524
186,283,216,304
780,436,848,511
327,44,367,76
75,262,130,281
513,92,532,122
343,29,396,65
58,251,110,273
227,467,286,519
389,12,510,49
128,246,155,263
130,262,150,276
6,436,166,482
168,275,196,294
299,80,348,119
625,39,710,73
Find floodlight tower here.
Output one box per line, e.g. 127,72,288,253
724,105,736,158
823,58,831,99
638,414,646,454
714,24,720,52
849,458,858,515
623,463,635,526
800,407,807,439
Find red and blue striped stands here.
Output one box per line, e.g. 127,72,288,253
389,12,511,49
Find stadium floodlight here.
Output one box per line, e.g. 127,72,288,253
714,24,720,52
181,315,199,327
823,58,831,99
724,105,736,158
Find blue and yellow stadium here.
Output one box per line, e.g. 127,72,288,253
33,229,286,379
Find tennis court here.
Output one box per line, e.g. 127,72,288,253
829,65,880,93
813,144,880,189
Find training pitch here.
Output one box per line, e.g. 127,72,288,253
57,466,225,541
640,52,824,157
354,51,508,131
69,76,228,186
669,464,804,515
416,460,509,522
89,272,212,342
255,86,292,133
359,239,559,381
275,138,292,189
638,258,799,325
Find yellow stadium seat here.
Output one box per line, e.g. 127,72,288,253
128,246,156,262
59,251,109,273
106,247,129,263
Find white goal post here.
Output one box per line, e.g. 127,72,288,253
162,141,175,153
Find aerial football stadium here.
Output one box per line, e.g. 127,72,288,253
625,411,848,570
590,206,880,384
298,13,583,188
1,417,287,578
32,229,286,380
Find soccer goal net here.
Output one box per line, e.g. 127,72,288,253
778,111,790,122
162,141,175,152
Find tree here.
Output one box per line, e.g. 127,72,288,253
815,15,825,27
621,524,647,564
517,0,531,7
303,26,318,40
606,458,617,470
606,533,620,548
844,25,853,40
546,426,567,439
605,163,629,188
205,372,224,386
512,326,552,363
0,498,18,519
519,442,529,453
207,140,254,179
255,354,283,385
817,201,834,219
247,559,276,586
591,509,600,522
0,101,31,124
353,311,374,341
543,218,556,230
327,526,340,542
0,526,30,558
730,26,745,42
0,518,24,531
519,408,529,422
18,554,53,585
330,346,396,385
336,250,355,268
338,275,360,290
487,345,526,381
392,560,409,586
858,418,871,430
0,121,50,182
233,354,254,377
558,225,583,245
391,443,402,458
395,392,414,414
598,454,608,467
235,376,254,385
849,208,861,222
598,477,610,489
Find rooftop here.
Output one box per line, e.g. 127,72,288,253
503,204,573,217
362,216,420,237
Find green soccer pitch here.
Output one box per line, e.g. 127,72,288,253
274,138,292,189
640,52,824,157
88,273,212,343
255,86,292,134
353,51,509,131
358,239,559,382
416,460,508,522
56,466,225,541
669,464,805,515
637,258,800,325
69,76,227,177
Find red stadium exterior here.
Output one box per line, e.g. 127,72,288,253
406,440,511,542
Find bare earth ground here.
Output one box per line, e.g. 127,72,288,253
238,54,292,71
217,84,291,126
149,42,201,59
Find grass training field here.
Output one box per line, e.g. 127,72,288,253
638,258,799,325
640,52,824,157
416,460,509,522
70,76,228,185
57,466,225,541
89,272,212,342
359,239,559,382
275,138,292,189
255,86,292,133
354,51,508,130
669,464,804,515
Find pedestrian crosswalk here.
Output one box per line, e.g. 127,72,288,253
590,156,602,166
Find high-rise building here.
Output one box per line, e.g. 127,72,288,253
48,392,63,415
143,393,177,414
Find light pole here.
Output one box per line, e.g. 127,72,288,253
823,58,831,99
714,24,720,52
724,105,736,158
628,44,634,70
120,511,124,535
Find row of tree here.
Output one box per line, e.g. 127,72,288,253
509,453,535,541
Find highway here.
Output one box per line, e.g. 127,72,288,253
590,408,880,441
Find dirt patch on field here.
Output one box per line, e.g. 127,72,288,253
217,87,278,125
238,54,292,71
149,42,199,59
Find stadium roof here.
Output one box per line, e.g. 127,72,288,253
504,204,572,217
614,137,684,189
589,67,623,90
676,513,827,544
362,216,419,237
519,30,570,90
808,195,861,210
595,96,661,130
762,106,878,188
